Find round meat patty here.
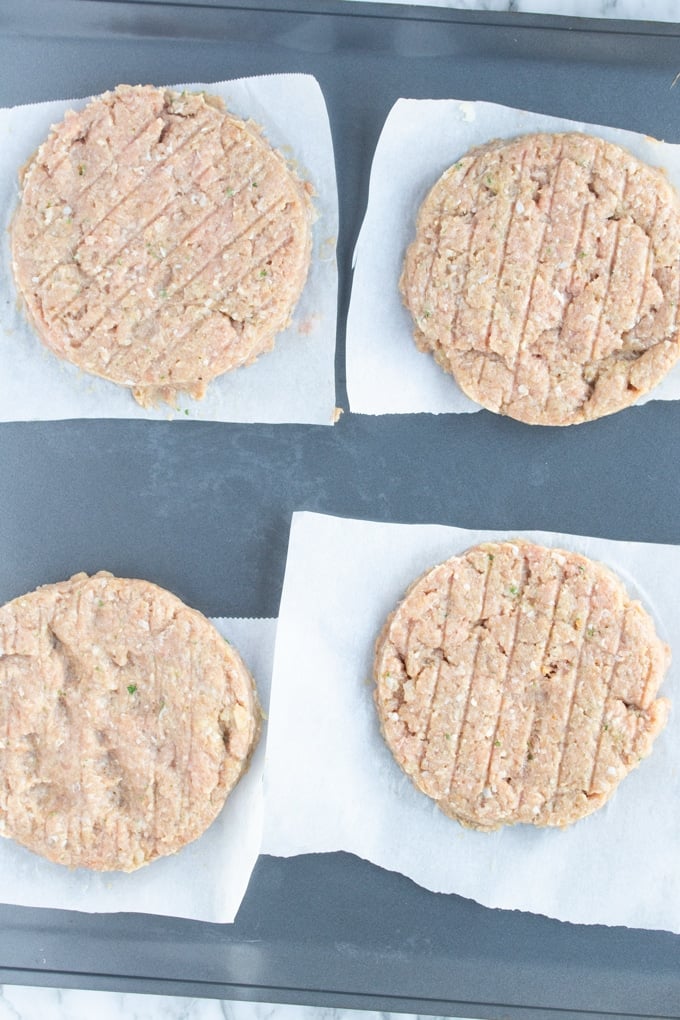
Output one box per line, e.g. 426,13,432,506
374,541,670,830
0,572,261,871
400,132,680,425
11,84,314,407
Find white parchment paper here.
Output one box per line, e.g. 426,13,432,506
0,617,275,923
347,98,680,415
0,75,337,424
263,512,680,933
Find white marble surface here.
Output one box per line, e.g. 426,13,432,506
0,988,468,1020
348,0,680,17
6,1,679,1019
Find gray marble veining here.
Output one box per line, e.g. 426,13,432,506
347,0,680,18
0,987,459,1020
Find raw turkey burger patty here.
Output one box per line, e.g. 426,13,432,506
0,572,261,871
11,84,314,407
400,132,680,425
374,541,670,830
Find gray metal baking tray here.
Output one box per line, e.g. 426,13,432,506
2,1,680,1017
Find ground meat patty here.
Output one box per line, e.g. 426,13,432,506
374,541,670,830
11,84,314,407
400,132,680,425
0,572,261,871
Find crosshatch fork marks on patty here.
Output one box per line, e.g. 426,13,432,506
400,132,680,425
373,541,671,830
10,84,314,408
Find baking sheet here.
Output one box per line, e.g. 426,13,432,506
0,617,276,923
264,512,680,933
346,98,680,416
0,74,338,425
3,2,680,1016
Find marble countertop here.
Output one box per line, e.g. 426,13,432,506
352,0,680,15
0,988,462,1020
4,1,678,1019
0,988,467,1020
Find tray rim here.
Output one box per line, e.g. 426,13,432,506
70,0,680,37
0,967,674,1020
